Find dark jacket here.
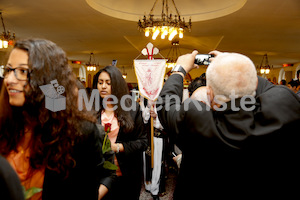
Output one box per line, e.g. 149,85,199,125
98,101,148,199
0,155,24,200
42,120,116,200
158,74,300,199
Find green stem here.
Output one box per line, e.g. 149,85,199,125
102,133,108,151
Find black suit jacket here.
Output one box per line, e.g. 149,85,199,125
158,74,300,199
42,121,116,200
0,155,24,200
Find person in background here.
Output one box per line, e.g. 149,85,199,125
287,79,299,93
141,98,166,200
172,85,211,169
0,39,115,200
190,86,210,106
171,74,208,169
279,79,286,86
172,73,208,169
93,66,148,200
187,73,206,97
157,50,300,199
296,69,300,97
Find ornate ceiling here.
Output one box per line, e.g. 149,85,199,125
0,0,300,69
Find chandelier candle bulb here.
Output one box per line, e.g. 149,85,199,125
162,27,168,35
145,28,150,37
169,29,178,41
3,40,8,48
179,28,183,38
152,28,160,40
161,27,168,39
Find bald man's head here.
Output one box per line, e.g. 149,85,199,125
206,52,258,102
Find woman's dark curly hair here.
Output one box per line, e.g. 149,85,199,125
0,39,95,176
93,66,134,133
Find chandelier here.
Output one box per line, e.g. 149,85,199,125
259,54,272,74
86,53,98,72
0,12,15,49
138,0,192,41
166,40,181,68
122,66,127,79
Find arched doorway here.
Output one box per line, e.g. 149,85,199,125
278,68,285,84
294,64,300,79
79,65,87,82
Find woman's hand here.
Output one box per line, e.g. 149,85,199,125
111,142,124,153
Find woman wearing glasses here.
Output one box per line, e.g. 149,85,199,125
0,39,115,200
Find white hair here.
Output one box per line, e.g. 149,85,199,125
206,53,257,102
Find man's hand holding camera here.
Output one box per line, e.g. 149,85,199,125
172,50,198,77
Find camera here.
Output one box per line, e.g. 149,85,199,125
194,54,214,65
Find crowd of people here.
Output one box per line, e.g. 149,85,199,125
0,38,299,200
278,71,300,96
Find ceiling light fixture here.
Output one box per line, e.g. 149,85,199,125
166,40,181,69
138,0,192,41
122,66,127,79
86,53,98,72
0,12,15,49
259,54,272,74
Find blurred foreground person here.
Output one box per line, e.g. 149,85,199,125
0,155,24,200
0,39,115,200
157,50,300,199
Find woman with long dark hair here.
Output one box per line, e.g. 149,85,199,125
93,66,148,200
0,39,115,200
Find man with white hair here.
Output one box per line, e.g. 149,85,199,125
206,52,257,103
157,50,300,199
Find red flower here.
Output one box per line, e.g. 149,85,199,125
104,123,112,133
